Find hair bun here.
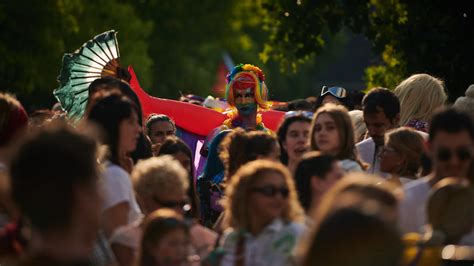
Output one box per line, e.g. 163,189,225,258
465,84,474,98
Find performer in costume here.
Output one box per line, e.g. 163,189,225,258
198,64,272,226
201,64,271,156
221,63,271,131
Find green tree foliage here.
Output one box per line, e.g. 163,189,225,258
0,0,357,108
0,0,152,109
261,0,474,100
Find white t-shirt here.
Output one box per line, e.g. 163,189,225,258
398,177,431,234
100,163,142,224
339,159,363,173
109,217,142,249
398,176,474,245
356,137,382,175
220,219,305,266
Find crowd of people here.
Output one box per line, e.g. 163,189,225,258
0,63,474,266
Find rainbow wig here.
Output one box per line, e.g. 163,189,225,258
225,64,271,110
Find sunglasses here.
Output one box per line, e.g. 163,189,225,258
436,147,473,162
153,196,192,212
284,110,314,119
321,86,348,99
251,185,289,198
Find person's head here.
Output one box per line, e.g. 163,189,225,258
133,156,189,216
145,114,176,145
86,76,142,120
277,111,312,165
225,64,270,115
87,94,141,165
428,108,474,179
315,86,350,110
156,137,199,219
287,99,314,112
310,103,358,161
222,160,304,231
362,88,400,145
246,130,280,162
0,92,28,148
138,209,190,266
156,136,193,176
220,128,280,178
349,110,367,143
453,84,474,121
428,178,474,244
294,151,343,212
394,73,447,126
315,173,400,226
9,124,99,256
301,208,403,266
380,127,425,177
28,109,54,128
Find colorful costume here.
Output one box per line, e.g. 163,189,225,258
199,64,272,227
221,63,271,131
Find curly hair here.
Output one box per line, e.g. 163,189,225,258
219,128,278,179
221,160,304,230
132,155,189,201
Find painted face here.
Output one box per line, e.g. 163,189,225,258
283,121,311,163
249,171,288,226
148,121,175,144
313,113,340,156
234,88,256,115
430,130,473,179
363,110,397,146
149,228,190,266
119,111,141,153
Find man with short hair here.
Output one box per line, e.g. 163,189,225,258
399,108,474,237
356,88,401,174
8,125,101,265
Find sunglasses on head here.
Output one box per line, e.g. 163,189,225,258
436,147,473,162
251,185,289,198
321,86,348,99
284,110,314,119
153,196,192,212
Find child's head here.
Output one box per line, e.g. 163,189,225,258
138,209,191,266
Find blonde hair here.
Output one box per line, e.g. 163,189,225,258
384,127,425,177
310,104,365,168
132,155,189,198
221,160,304,230
394,73,447,126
